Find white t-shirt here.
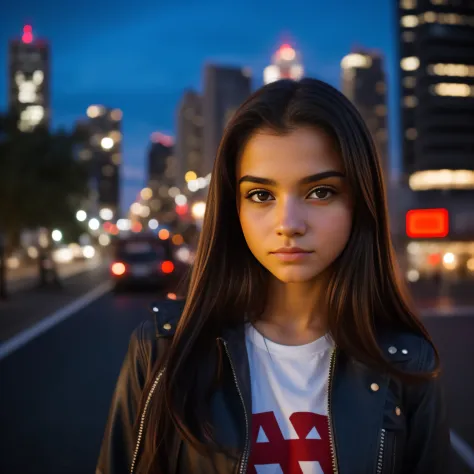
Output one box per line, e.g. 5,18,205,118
245,323,335,474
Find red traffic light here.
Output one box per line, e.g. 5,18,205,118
406,208,449,238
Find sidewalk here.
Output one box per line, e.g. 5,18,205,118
6,257,103,293
0,263,110,343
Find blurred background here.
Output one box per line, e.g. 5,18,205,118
0,0,473,473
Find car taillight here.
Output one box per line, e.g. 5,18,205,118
111,262,126,276
161,260,174,274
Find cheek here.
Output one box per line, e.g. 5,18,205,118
239,207,269,252
313,205,353,249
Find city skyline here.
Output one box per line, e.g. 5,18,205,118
1,0,400,209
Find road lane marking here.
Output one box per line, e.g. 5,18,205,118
0,281,111,361
451,430,474,471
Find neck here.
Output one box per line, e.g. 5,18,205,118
255,275,329,345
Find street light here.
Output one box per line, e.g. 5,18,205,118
101,137,114,150
76,210,87,222
88,218,100,231
175,194,187,206
140,188,153,200
99,208,114,221
192,201,206,219
51,229,62,242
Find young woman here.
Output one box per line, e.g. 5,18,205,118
97,78,449,474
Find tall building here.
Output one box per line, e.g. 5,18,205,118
203,65,252,174
394,2,474,280
264,44,304,84
397,1,474,187
146,133,178,225
147,132,176,189
76,105,123,219
175,90,204,186
341,49,389,177
8,25,50,131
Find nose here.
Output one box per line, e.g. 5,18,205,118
275,196,307,237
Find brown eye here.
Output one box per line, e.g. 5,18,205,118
247,190,274,203
308,187,335,200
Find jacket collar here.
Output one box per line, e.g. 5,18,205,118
219,323,391,473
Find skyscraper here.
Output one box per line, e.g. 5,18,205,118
395,1,474,278
76,106,123,219
264,44,304,84
8,25,50,131
146,133,178,225
397,1,474,189
175,90,204,186
203,65,252,175
341,49,389,177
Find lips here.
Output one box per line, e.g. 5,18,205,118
271,247,312,254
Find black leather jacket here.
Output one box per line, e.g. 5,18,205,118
97,300,450,474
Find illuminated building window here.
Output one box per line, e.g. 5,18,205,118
424,11,436,23
87,105,103,118
428,63,474,77
375,105,387,116
430,0,446,4
341,53,372,69
110,109,122,121
409,170,474,190
405,128,418,140
401,15,419,27
401,0,416,8
403,76,416,88
109,131,122,142
33,70,44,85
19,105,44,131
404,96,418,107
402,31,415,42
431,83,473,97
290,64,304,80
401,57,420,71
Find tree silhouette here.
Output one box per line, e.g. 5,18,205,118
0,114,89,293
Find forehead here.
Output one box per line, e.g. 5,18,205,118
237,127,343,181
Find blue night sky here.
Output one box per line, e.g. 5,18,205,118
1,0,400,211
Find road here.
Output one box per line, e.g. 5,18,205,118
0,276,473,473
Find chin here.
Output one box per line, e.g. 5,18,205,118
271,267,324,284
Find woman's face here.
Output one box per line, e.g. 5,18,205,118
237,126,353,284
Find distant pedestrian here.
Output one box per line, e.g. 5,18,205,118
98,78,449,474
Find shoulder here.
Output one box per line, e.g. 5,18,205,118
376,325,436,373
129,298,186,364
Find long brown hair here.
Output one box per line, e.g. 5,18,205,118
137,78,439,473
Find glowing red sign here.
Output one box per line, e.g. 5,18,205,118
406,208,449,238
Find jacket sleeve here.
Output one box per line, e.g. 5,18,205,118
403,339,451,473
96,322,149,474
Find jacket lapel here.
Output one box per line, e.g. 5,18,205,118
331,351,389,473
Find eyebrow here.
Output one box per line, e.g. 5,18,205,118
238,171,345,186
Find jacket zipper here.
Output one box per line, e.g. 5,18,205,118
130,369,165,474
376,428,386,474
327,348,339,474
220,339,250,474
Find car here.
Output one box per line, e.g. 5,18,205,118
110,235,175,291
